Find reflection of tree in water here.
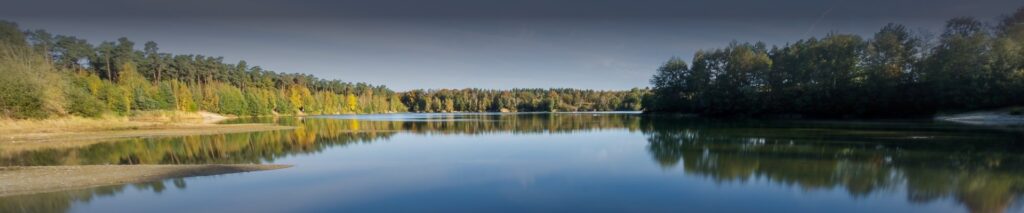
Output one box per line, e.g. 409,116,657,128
642,118,1024,213
395,113,642,135
0,113,646,213
0,179,186,213
2,114,642,167
1,118,400,166
13,114,1019,212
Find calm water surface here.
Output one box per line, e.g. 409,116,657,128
2,113,1024,213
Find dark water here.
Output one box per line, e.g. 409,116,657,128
2,113,1024,213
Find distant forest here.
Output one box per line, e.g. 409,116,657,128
0,22,644,119
645,7,1024,118
401,88,646,113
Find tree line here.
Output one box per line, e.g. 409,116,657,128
0,21,650,119
400,88,647,113
0,21,406,119
646,7,1024,118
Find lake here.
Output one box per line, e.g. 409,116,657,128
2,113,1024,213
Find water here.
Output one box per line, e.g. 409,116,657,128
2,113,1024,213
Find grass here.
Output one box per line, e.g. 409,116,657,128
1010,107,1023,116
129,110,205,122
0,111,227,135
0,116,138,134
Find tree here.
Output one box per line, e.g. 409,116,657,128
925,17,993,109
862,23,923,115
93,41,116,80
54,35,94,70
0,21,26,48
143,41,165,82
26,29,54,64
647,57,690,112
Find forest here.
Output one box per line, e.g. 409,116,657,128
400,88,646,113
0,22,643,119
0,21,405,119
645,7,1024,118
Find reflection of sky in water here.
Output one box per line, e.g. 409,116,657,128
3,113,1023,213
316,112,642,122
64,131,963,213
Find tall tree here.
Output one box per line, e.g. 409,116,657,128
143,41,164,82
925,17,992,109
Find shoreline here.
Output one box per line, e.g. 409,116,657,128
0,123,294,144
0,164,291,197
0,111,297,198
935,109,1024,127
0,111,296,145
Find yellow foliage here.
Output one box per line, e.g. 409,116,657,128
346,94,358,113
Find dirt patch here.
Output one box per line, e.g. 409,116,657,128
0,164,290,197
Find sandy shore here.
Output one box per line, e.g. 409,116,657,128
0,112,297,197
0,164,290,197
0,111,296,152
936,110,1024,126
1,123,294,144
0,111,288,139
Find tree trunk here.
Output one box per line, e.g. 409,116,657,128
156,63,162,82
105,55,112,80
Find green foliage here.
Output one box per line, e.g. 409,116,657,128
0,21,26,48
243,88,272,116
214,83,246,115
0,32,65,119
154,82,176,110
64,73,108,117
646,57,691,112
0,20,412,119
647,8,1024,118
0,68,52,118
399,88,649,113
99,82,131,115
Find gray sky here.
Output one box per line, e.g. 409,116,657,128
2,0,1020,91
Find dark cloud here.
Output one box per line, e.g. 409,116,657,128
4,0,1016,21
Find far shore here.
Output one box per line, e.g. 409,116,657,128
0,164,291,197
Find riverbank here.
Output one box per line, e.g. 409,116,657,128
0,111,297,197
0,111,294,144
0,164,290,197
935,107,1024,126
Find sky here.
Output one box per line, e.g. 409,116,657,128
2,0,1021,91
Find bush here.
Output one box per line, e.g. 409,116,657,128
0,71,49,118
215,84,246,115
155,82,176,110
0,41,65,119
99,83,131,115
64,81,107,117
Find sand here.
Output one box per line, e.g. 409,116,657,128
0,164,291,197
1,123,294,144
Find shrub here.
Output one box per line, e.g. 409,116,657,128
64,77,107,117
0,41,66,119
